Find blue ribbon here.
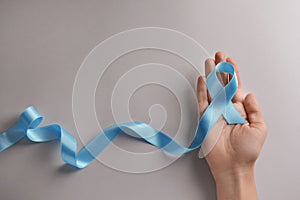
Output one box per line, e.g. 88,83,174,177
0,62,247,169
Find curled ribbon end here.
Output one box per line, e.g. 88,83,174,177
19,106,43,129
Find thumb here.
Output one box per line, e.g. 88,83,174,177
244,93,267,132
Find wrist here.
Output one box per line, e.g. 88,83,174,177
213,165,258,200
213,164,255,182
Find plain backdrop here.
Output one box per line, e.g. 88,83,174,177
0,0,299,199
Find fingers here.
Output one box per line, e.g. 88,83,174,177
197,76,209,116
215,51,226,64
205,58,215,76
215,52,228,85
205,58,215,102
227,57,243,103
244,93,267,132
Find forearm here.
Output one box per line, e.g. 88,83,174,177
214,165,258,200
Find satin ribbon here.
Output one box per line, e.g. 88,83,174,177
0,62,247,169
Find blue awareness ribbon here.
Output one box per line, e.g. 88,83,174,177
0,62,247,169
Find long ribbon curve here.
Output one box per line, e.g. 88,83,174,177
0,62,247,168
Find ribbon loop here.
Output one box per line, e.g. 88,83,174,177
206,62,247,125
18,106,43,129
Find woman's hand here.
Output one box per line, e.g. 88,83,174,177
197,52,267,200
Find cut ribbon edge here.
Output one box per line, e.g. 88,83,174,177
0,62,247,169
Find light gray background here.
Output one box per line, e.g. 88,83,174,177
0,0,299,199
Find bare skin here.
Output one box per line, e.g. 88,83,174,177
197,52,268,200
